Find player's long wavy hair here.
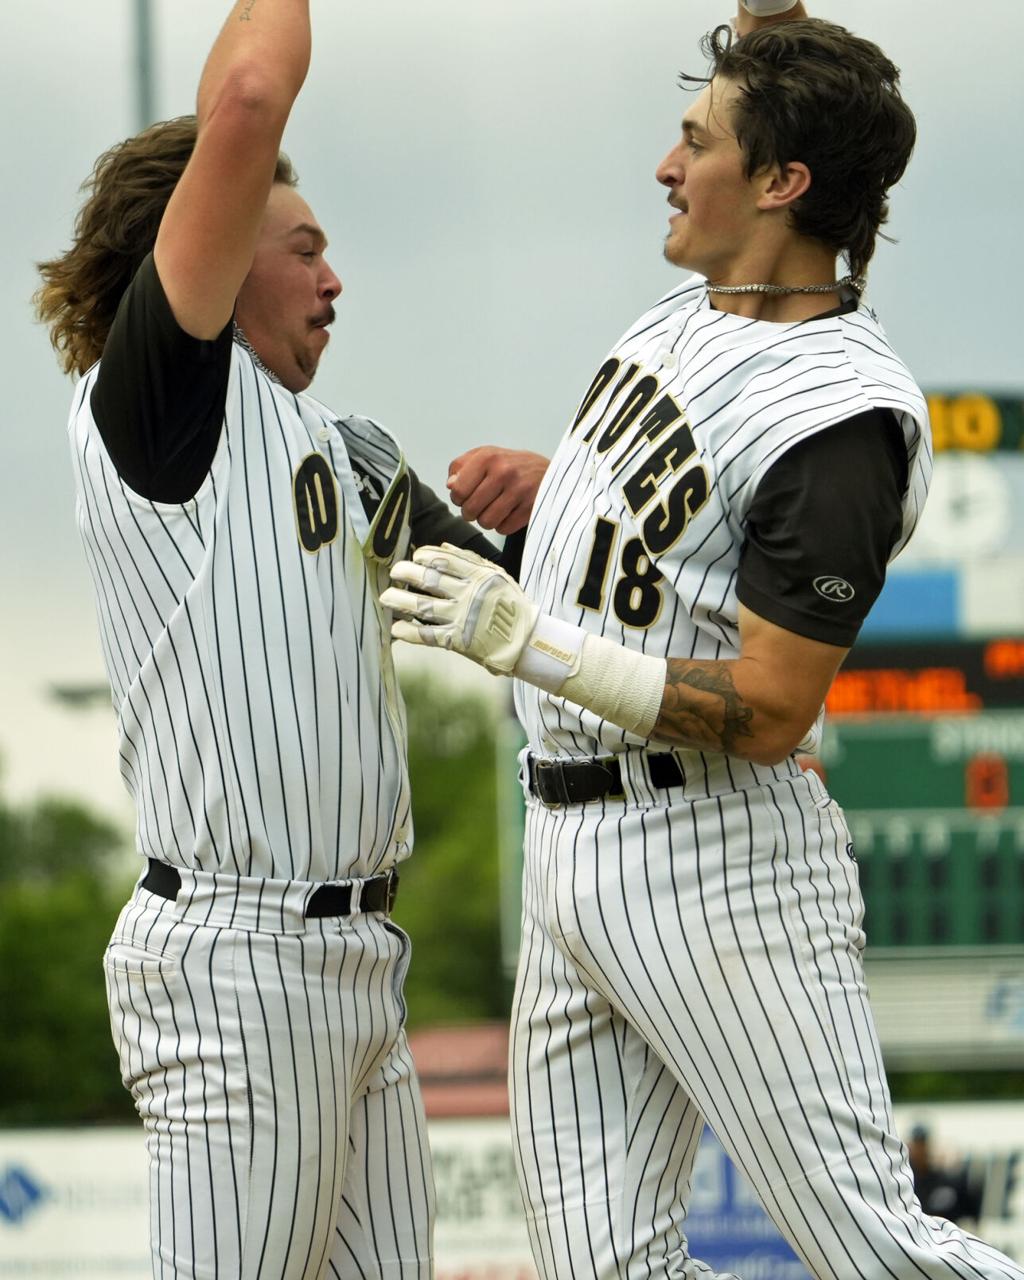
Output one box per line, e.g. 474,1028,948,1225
684,20,916,283
35,115,297,378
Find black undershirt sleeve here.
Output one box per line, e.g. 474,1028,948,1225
407,471,524,579
90,253,233,502
736,409,908,647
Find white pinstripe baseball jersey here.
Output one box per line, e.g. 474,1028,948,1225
69,341,413,883
505,279,1024,1280
516,275,931,777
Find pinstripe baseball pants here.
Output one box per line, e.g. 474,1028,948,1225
510,766,1023,1280
105,870,434,1279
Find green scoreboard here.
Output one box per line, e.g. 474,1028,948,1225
821,711,1024,948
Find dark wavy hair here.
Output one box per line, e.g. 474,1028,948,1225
35,115,297,377
683,20,916,282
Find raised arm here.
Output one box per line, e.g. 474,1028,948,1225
154,0,312,340
734,0,807,38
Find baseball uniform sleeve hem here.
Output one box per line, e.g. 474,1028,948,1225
735,579,861,647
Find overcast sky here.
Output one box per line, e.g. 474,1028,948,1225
2,0,1022,823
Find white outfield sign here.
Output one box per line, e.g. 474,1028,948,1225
0,1106,1021,1276
0,1129,149,1276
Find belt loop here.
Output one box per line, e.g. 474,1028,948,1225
384,867,399,913
347,878,363,913
534,758,567,808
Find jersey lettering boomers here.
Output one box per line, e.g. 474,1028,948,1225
69,344,412,881
516,276,931,784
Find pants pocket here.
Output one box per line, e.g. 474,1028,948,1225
382,919,412,1024
104,936,177,976
103,930,179,1097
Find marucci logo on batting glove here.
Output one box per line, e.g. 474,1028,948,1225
381,544,540,677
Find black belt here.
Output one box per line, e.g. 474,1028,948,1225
140,858,399,917
526,752,684,807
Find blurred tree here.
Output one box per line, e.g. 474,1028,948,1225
1,714,1022,1126
394,673,511,1027
0,773,134,1124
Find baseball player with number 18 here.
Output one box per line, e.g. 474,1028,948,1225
385,3,1024,1278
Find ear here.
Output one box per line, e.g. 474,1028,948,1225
756,160,812,211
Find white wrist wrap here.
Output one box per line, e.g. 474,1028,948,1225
740,0,799,14
516,615,666,737
563,635,666,739
515,614,587,694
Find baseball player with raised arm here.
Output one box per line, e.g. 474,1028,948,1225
35,1,542,1275
384,3,1024,1278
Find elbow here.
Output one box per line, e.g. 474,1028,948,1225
199,65,300,131
745,740,801,768
741,717,815,768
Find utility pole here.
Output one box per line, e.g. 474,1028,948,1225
135,0,156,130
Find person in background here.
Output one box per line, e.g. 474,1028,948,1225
909,1124,983,1227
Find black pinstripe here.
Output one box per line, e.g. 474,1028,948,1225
516,277,931,768
71,347,414,884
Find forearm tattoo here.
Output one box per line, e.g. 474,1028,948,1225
658,659,755,755
239,0,258,20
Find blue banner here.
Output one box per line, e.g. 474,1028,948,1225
686,1131,811,1280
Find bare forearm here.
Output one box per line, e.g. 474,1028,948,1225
655,658,757,756
654,620,842,763
560,644,807,766
198,0,311,120
384,549,841,766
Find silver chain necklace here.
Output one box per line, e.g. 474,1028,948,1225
232,322,282,384
705,273,864,297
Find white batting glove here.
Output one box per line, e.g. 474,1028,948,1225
383,544,667,738
381,544,544,678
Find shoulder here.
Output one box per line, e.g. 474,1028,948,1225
699,309,919,499
294,401,407,476
654,272,707,311
835,303,928,414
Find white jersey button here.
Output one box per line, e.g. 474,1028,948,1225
317,426,331,442
659,350,678,372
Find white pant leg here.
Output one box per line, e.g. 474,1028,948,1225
328,929,435,1279
105,884,432,1279
510,801,726,1280
550,775,1024,1280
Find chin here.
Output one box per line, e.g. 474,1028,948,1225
289,355,321,393
280,365,315,394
